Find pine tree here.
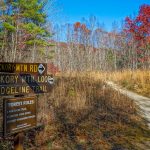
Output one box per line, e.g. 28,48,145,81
0,0,52,62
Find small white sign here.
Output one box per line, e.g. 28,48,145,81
38,64,45,74
47,77,54,85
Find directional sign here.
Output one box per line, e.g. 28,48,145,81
0,83,53,96
0,73,53,85
47,77,54,85
20,74,54,85
0,63,47,75
4,97,37,136
38,64,45,75
0,73,54,96
0,62,55,138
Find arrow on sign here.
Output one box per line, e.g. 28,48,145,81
38,64,45,74
48,77,54,85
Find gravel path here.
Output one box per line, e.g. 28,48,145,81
106,81,150,128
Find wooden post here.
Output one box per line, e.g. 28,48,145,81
14,132,24,150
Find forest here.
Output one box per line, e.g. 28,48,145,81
0,1,149,71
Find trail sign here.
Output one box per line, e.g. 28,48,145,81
0,62,55,140
0,73,54,96
0,83,53,96
0,73,53,85
0,63,47,75
38,64,45,74
4,97,36,136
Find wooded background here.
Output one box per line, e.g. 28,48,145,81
0,1,149,72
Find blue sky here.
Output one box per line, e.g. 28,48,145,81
58,0,150,31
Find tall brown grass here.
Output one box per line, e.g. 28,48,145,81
62,70,150,97
108,70,150,97
33,73,150,150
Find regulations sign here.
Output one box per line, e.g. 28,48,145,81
4,97,36,136
0,63,47,75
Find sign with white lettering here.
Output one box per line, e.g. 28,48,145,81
4,97,36,136
0,63,47,75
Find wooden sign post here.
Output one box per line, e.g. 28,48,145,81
14,132,24,150
0,62,54,150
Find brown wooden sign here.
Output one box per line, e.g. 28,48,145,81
0,63,47,75
0,73,54,96
0,73,54,85
0,62,55,138
0,83,53,96
4,97,37,136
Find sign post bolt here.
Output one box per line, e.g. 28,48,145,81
14,132,24,150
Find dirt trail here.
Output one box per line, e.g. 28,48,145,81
106,81,150,128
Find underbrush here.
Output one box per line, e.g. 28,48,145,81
34,75,150,150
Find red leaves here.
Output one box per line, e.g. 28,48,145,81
146,36,150,43
47,63,60,75
138,58,145,63
124,4,150,66
125,17,133,26
81,24,86,30
139,4,150,18
74,22,91,35
124,4,150,45
136,49,143,54
74,22,81,31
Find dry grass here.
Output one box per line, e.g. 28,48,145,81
107,70,150,97
33,74,150,150
61,70,150,97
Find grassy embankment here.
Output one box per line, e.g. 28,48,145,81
107,70,150,98
77,70,150,97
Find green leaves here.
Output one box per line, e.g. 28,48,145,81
19,0,46,23
22,11,46,23
22,23,45,35
2,22,15,31
0,0,53,61
26,39,48,46
106,50,115,62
